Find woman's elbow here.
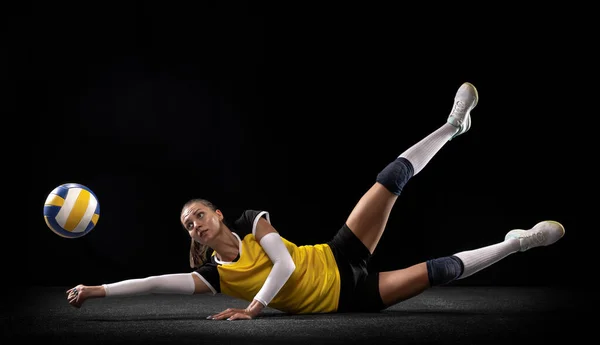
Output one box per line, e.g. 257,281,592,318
284,258,296,275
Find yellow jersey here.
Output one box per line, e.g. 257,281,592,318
194,210,341,314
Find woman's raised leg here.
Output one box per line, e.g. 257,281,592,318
346,82,479,254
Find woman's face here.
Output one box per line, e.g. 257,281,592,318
181,202,223,245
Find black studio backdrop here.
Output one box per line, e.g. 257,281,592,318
11,3,587,290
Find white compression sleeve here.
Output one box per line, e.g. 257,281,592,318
253,232,296,307
102,273,195,297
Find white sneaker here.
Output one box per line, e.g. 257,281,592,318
505,220,565,252
447,82,478,140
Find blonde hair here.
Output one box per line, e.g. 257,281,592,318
182,198,217,268
189,239,210,269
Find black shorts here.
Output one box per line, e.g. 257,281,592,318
326,223,386,313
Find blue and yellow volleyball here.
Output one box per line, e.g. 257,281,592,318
43,183,100,238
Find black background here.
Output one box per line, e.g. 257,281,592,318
9,3,592,290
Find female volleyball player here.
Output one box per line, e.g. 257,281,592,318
66,82,565,320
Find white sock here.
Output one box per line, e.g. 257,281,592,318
399,123,457,175
454,239,521,279
102,273,195,297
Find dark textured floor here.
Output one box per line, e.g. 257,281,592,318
2,286,585,345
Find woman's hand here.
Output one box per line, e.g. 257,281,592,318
66,284,87,308
207,299,265,320
206,307,256,320
66,284,106,308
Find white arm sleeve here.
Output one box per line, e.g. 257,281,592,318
253,232,296,307
102,273,195,297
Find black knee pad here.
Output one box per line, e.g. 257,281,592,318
426,255,464,286
376,157,414,195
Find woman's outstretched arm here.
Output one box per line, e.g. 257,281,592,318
66,272,212,308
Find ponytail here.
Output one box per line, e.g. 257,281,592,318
189,239,209,268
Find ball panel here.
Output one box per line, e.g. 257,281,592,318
43,205,61,218
84,220,96,234
72,194,98,233
91,212,100,226
45,193,65,207
63,188,90,231
50,185,69,200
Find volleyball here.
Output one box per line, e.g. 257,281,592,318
43,183,100,238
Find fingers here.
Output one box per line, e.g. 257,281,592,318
207,308,234,320
209,307,235,320
66,288,78,298
227,313,251,321
67,293,78,304
66,287,82,308
65,285,80,297
207,308,252,321
66,288,76,299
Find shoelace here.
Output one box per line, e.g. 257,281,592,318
450,101,466,123
521,231,546,251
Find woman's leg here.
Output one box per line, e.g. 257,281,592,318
346,82,479,253
378,263,430,307
378,221,565,307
